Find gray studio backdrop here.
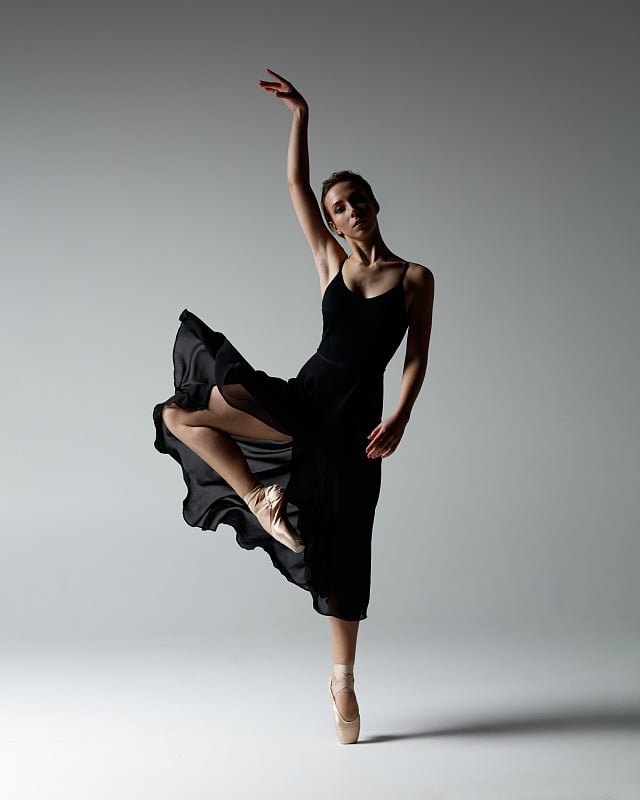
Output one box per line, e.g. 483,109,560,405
1,1,638,647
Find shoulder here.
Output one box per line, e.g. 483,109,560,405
405,262,435,307
406,262,434,288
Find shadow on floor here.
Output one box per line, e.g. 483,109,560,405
361,705,640,744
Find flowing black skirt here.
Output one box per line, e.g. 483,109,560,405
152,309,384,620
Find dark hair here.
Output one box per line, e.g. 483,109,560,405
320,170,380,230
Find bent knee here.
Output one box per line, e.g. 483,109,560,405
161,404,183,433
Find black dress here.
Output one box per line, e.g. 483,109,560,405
152,260,410,621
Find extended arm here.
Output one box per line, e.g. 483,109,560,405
259,69,345,282
366,266,435,459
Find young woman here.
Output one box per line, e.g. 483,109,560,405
153,69,434,744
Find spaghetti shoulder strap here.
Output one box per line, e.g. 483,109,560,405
402,261,410,275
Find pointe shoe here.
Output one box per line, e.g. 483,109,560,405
329,668,360,744
243,484,305,554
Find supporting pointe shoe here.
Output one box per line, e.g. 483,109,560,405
242,484,305,554
329,666,360,744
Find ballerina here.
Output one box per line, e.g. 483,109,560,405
153,69,434,743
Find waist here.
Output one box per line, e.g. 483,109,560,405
314,345,386,375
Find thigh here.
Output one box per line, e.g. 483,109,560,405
166,386,293,442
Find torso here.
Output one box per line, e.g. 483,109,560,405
317,258,410,372
322,256,414,314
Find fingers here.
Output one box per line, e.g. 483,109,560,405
258,81,281,92
259,68,291,92
258,81,291,100
365,432,399,459
366,424,385,456
265,67,288,84
366,440,398,459
366,418,405,458
259,69,308,112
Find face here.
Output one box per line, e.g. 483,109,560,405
324,181,378,238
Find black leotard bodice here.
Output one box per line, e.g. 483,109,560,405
317,261,410,372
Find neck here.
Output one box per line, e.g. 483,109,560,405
345,230,395,267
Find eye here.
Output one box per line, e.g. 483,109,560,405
335,205,345,214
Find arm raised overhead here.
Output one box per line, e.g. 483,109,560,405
259,69,345,287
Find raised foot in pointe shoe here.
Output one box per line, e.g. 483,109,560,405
242,484,305,554
329,671,360,745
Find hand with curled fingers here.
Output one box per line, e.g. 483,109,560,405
365,412,409,459
258,68,308,113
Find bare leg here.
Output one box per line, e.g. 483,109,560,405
161,386,292,498
329,616,360,721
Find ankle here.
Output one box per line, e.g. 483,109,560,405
242,482,264,507
331,665,355,690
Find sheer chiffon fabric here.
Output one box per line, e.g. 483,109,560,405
153,308,384,621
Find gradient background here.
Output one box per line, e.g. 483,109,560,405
2,1,639,798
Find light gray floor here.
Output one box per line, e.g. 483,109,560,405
2,627,639,800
